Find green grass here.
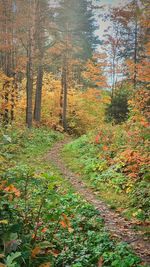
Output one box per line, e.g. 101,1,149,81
62,135,150,226
62,145,130,211
0,127,147,266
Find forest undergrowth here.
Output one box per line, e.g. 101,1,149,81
0,0,150,265
63,118,150,234
0,127,148,267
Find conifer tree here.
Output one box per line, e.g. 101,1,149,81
56,0,99,130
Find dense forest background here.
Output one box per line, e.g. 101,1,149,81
0,0,149,131
0,0,150,266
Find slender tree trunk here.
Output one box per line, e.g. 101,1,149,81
4,87,9,125
11,76,18,122
60,21,69,132
60,55,68,132
1,0,11,124
26,29,33,128
112,55,116,99
59,69,64,125
10,87,15,122
33,0,47,123
62,59,68,131
26,0,35,128
34,63,43,122
26,64,33,128
133,17,138,89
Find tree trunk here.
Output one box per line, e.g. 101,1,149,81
26,0,35,128
26,29,33,128
11,77,18,122
26,61,33,128
112,55,116,99
34,64,43,122
62,61,68,131
60,55,68,132
4,90,9,125
59,69,64,125
10,87,15,122
133,17,138,89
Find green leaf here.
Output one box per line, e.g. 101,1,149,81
6,252,21,267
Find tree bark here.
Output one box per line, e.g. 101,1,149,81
3,83,9,125
59,69,64,126
26,0,35,128
34,63,43,122
26,28,34,128
62,60,68,131
133,16,138,89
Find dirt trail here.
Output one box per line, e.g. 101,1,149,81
45,137,150,265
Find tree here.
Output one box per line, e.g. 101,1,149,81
124,0,150,88
0,0,18,124
34,0,48,123
103,0,146,93
15,0,37,128
105,88,129,124
82,53,107,88
34,0,57,123
56,0,99,130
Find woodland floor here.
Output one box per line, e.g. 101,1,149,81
45,137,150,266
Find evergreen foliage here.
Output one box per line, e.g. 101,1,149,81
106,91,129,124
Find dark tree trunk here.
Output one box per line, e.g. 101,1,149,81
133,17,138,89
112,55,116,99
34,64,43,122
60,55,68,132
2,81,9,125
59,69,64,125
26,30,33,128
4,91,9,125
33,0,48,123
11,77,18,122
25,0,36,128
10,87,15,122
62,62,68,131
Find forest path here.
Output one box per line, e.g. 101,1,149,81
45,137,150,265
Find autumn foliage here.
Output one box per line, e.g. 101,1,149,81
0,1,149,266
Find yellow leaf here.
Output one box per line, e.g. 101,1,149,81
0,220,8,224
38,263,51,267
31,246,41,258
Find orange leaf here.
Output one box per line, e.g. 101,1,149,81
103,146,108,151
0,180,7,190
50,249,60,257
4,184,21,197
60,220,67,228
60,214,73,232
31,246,41,258
38,263,51,267
41,227,48,233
